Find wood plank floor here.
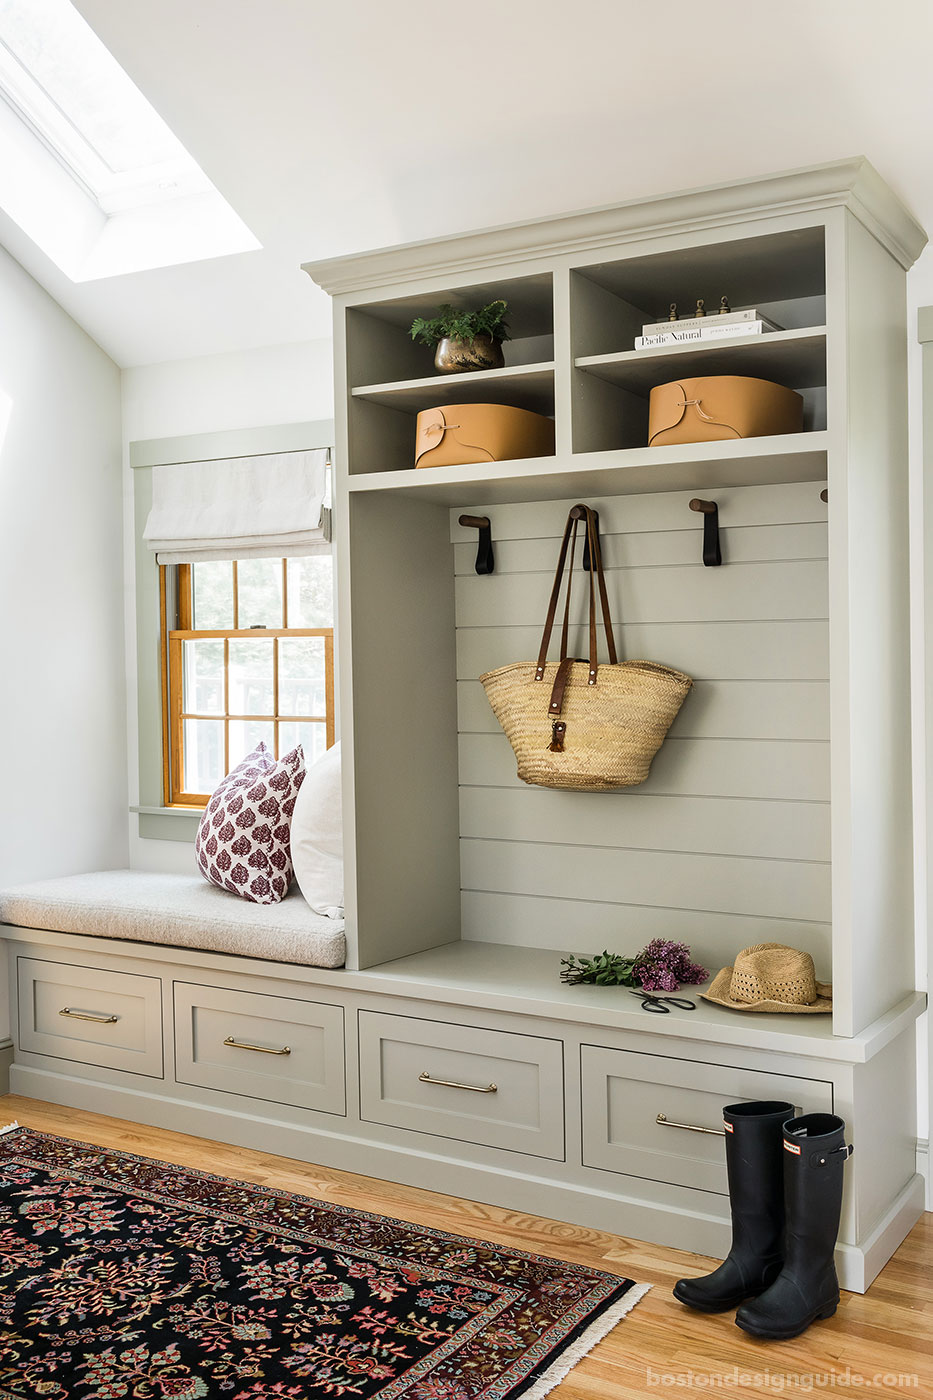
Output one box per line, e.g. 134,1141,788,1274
1,1094,929,1398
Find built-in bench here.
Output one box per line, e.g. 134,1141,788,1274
0,870,346,969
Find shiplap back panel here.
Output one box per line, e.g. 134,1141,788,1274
452,483,831,975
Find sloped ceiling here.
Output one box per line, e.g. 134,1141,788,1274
13,0,932,366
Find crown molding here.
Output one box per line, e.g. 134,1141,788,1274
304,157,926,299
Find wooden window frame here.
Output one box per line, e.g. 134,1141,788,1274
160,560,335,808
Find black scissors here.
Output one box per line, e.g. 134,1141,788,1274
628,989,697,1013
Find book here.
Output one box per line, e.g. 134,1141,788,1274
641,308,783,336
634,320,771,349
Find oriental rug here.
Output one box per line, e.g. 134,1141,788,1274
0,1123,647,1400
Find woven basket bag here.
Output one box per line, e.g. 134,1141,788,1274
480,504,693,790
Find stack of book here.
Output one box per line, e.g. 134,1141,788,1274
635,308,783,350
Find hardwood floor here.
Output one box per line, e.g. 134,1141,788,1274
1,1093,929,1398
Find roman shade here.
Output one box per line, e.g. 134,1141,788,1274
143,448,331,563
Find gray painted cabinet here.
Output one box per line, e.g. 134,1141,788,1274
359,1010,565,1159
2,159,927,1298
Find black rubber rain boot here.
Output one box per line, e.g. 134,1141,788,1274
673,1100,794,1312
735,1113,853,1340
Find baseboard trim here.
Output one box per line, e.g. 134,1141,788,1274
8,1062,898,1294
0,1039,12,1097
917,1138,930,1210
846,1173,927,1291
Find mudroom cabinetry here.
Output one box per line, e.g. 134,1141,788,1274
4,161,926,1295
300,157,927,1285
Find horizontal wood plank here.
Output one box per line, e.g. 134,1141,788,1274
455,560,828,626
453,522,828,574
459,787,831,862
457,679,830,741
460,889,833,967
460,838,831,923
457,621,829,681
458,733,831,801
449,481,828,542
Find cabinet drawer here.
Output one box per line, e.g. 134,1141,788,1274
17,956,163,1077
359,1011,564,1159
174,982,345,1115
581,1045,833,1193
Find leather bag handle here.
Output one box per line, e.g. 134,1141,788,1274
535,506,617,712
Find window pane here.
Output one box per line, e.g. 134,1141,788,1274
191,562,234,629
229,719,274,769
237,558,283,629
182,639,224,714
228,639,274,715
183,718,224,793
279,637,326,716
279,720,327,766
287,555,334,627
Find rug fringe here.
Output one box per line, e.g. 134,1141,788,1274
0,1122,20,1137
519,1281,651,1400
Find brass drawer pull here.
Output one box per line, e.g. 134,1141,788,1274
419,1070,497,1094
223,1036,291,1056
59,1007,118,1025
656,1112,725,1137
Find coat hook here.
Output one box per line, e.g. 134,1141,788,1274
569,504,601,571
458,514,495,574
689,497,722,567
820,489,828,503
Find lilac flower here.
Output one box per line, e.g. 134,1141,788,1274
633,939,708,992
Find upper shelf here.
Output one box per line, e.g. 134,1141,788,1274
351,362,555,415
346,431,829,505
576,327,827,395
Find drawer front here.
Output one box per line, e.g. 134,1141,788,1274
581,1045,833,1193
359,1011,564,1160
174,982,345,1115
18,957,163,1077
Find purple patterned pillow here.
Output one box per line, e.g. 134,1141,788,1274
195,743,306,905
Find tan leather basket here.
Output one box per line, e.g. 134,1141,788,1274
415,403,555,468
648,375,803,447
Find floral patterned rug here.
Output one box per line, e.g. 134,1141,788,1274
0,1124,647,1399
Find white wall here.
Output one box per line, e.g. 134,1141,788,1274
0,244,127,1040
908,250,933,1195
122,338,334,875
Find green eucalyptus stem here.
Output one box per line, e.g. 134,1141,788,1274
559,950,644,987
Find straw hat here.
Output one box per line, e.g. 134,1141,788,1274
700,943,832,1014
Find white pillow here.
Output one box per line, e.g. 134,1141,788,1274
289,740,344,918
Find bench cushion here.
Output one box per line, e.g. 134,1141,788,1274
0,870,346,969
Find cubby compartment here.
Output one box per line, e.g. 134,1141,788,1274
452,483,832,984
346,272,555,475
570,227,827,454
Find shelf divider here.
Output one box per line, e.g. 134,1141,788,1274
575,327,827,395
351,361,555,415
345,431,830,505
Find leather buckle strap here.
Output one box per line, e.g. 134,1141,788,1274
810,1143,854,1167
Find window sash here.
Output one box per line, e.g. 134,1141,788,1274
160,563,335,807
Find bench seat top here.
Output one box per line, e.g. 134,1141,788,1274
0,870,346,969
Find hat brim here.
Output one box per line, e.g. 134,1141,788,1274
700,964,833,1013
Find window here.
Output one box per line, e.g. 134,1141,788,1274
0,0,258,279
160,556,334,807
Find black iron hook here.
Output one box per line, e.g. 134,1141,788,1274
458,515,495,574
689,498,722,567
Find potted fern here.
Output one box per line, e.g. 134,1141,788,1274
410,299,510,374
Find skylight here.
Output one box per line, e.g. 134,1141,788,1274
0,0,259,279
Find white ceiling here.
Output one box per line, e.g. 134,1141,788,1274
11,0,932,368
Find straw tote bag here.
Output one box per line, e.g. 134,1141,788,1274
480,505,693,790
